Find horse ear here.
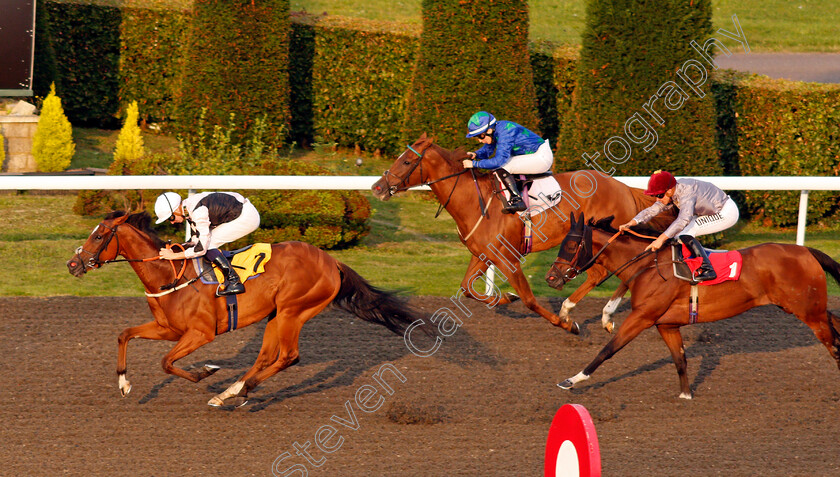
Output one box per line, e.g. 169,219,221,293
576,212,586,230
569,212,577,228
112,213,130,225
420,132,427,140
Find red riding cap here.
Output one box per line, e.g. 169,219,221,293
644,170,677,196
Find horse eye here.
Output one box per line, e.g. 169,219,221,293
95,235,102,240
403,160,411,165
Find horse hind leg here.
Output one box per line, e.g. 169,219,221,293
800,310,840,370
657,324,692,399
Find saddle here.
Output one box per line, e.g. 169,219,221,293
671,241,742,286
194,244,272,285
493,172,563,216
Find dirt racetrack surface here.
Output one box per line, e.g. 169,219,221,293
2,295,839,476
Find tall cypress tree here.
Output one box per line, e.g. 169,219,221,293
404,0,540,149
177,0,290,147
563,0,720,176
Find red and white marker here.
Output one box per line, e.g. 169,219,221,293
544,404,601,477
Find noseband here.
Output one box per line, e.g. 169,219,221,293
75,222,121,270
381,144,428,196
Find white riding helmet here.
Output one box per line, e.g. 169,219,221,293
154,192,182,224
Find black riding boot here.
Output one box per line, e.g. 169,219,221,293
496,169,527,214
680,235,717,282
206,249,245,295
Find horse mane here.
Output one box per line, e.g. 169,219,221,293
431,142,470,165
105,210,166,248
587,215,659,241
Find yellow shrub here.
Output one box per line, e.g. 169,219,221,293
111,100,146,174
32,83,75,172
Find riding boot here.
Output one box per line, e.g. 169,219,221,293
680,235,717,282
495,169,527,214
206,249,245,295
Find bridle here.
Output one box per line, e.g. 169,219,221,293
380,143,470,195
552,225,658,285
74,219,189,291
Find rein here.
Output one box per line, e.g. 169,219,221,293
77,221,192,294
556,227,660,284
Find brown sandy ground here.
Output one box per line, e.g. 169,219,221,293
1,296,839,476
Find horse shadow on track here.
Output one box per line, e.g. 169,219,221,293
139,304,505,411
563,304,835,396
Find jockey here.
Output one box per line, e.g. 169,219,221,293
154,191,260,295
461,111,554,214
618,170,739,282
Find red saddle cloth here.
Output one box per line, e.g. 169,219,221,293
681,245,743,286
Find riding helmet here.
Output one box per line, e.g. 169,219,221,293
644,170,677,196
154,192,183,224
466,111,497,138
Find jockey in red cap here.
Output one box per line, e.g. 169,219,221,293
618,170,739,282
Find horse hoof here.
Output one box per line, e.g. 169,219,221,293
503,292,520,303
207,396,225,407
604,321,615,334
119,383,132,397
569,321,580,335
233,397,249,408
679,392,693,400
557,380,574,390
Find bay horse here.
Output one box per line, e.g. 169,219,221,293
546,213,840,398
66,211,426,407
371,133,675,334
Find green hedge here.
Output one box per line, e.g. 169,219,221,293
119,6,189,125
563,0,719,176
530,42,578,156
714,70,840,226
45,1,122,127
404,0,540,150
291,14,421,155
176,0,290,147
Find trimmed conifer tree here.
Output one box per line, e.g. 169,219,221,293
404,0,540,149
0,130,5,167
111,101,146,174
33,83,75,172
177,0,290,148
563,0,720,176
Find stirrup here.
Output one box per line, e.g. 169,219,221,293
217,278,245,296
502,198,526,214
693,267,717,282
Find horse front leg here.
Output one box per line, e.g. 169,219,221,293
558,310,656,389
505,267,579,335
459,254,520,306
159,328,217,383
117,321,179,397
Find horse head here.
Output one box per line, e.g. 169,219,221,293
545,213,594,290
66,210,160,277
371,133,469,201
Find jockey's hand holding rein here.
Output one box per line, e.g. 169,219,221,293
159,247,187,261
462,151,476,169
618,220,668,252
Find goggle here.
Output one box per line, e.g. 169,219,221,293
654,192,666,199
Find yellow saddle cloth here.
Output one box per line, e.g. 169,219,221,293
213,244,272,284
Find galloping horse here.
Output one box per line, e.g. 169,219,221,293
546,214,840,398
66,211,426,407
371,133,674,334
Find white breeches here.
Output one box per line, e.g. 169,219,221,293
680,197,739,237
502,140,554,174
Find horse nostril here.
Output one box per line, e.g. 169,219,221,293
374,185,381,191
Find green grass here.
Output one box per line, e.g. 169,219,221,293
4,190,840,297
290,0,840,52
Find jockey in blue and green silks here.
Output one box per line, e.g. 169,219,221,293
462,111,554,214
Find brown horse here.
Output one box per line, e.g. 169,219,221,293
66,211,426,407
371,133,674,334
546,213,840,398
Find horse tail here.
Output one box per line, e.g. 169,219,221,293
807,247,840,286
332,262,425,336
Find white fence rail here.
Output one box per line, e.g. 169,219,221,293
1,174,838,246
